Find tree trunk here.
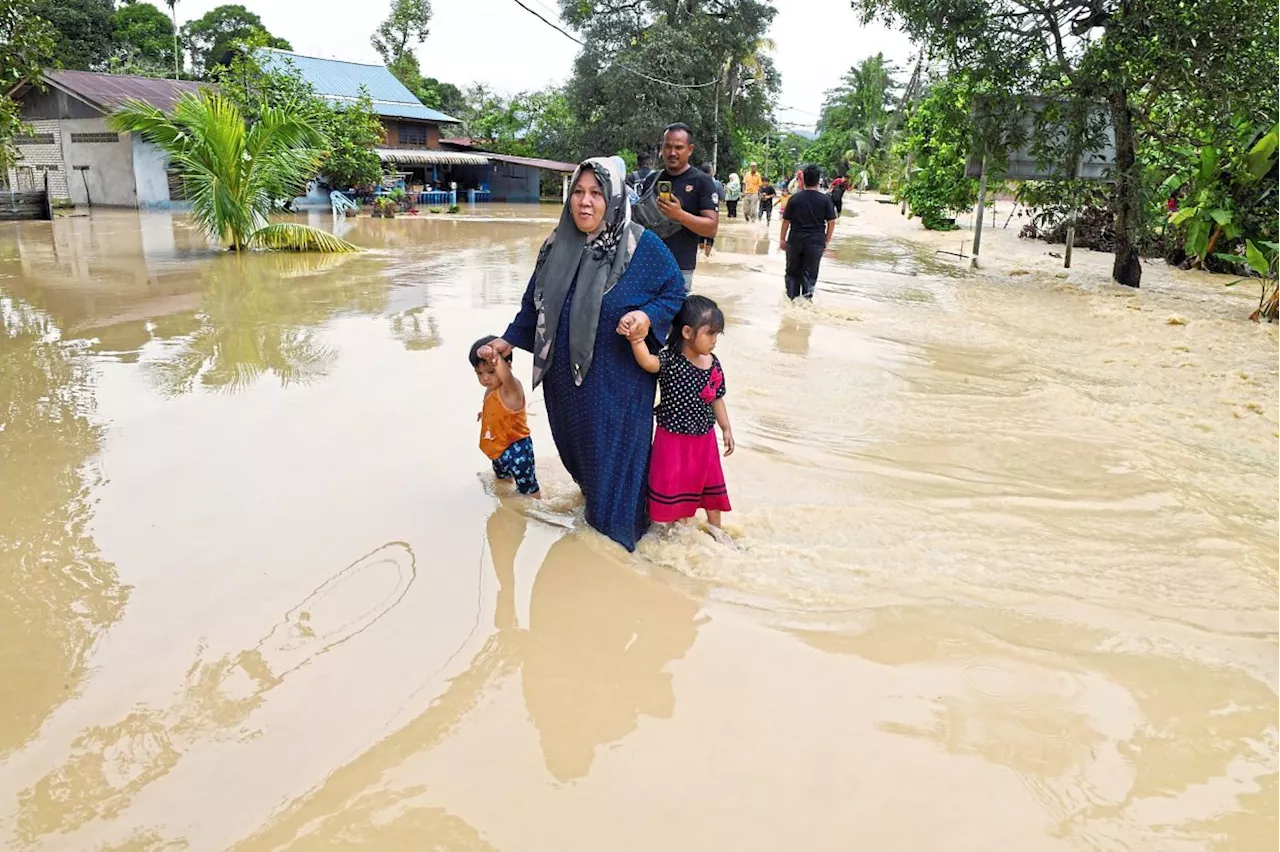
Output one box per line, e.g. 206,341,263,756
1109,89,1142,287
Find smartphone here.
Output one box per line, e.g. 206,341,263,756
657,180,672,201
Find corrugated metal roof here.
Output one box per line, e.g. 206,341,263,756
260,49,459,124
376,148,490,166
42,70,205,113
485,152,579,173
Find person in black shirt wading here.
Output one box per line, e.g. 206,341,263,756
779,164,838,301
656,122,719,291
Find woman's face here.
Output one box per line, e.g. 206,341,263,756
570,170,608,234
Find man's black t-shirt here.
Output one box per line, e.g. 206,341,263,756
657,167,717,270
782,188,837,234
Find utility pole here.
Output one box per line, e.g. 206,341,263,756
167,0,180,79
970,154,988,269
710,55,731,176
711,77,720,176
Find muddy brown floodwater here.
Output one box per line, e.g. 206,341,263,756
0,198,1275,851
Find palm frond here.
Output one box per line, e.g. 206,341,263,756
111,91,340,252
248,223,361,253
107,97,188,153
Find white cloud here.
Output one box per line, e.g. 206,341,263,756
160,0,915,127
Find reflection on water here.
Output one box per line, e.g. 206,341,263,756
774,314,813,356
521,531,700,782
13,543,416,844
794,607,1279,849
0,208,1275,849
233,516,700,849
0,296,128,758
145,253,377,395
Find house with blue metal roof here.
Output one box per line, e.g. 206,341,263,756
259,49,578,203
258,49,492,189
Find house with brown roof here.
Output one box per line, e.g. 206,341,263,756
4,70,204,208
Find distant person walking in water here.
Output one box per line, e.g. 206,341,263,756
724,172,742,218
829,175,849,216
700,161,723,259
485,156,686,551
780,164,838,301
758,179,777,225
742,162,763,221
656,123,719,290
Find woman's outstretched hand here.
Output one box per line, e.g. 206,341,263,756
488,337,513,357
616,310,651,342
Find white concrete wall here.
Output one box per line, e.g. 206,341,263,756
60,117,138,207
132,137,172,207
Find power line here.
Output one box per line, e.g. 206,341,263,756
508,0,719,90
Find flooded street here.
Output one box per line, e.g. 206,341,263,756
1,200,1275,850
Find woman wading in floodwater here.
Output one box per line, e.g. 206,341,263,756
486,156,686,551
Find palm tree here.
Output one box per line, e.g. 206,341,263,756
109,91,359,253
165,0,180,78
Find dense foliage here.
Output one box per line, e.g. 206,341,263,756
557,0,779,175
850,0,1280,288
180,4,290,78
893,75,977,230
217,47,384,189
108,1,176,76
804,53,901,182
1,0,58,175
29,0,114,71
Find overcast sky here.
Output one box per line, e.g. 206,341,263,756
161,0,915,130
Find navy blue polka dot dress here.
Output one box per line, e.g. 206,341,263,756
505,230,686,550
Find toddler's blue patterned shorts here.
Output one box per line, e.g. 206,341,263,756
492,436,539,495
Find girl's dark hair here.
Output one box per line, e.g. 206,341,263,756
469,334,512,367
665,294,725,351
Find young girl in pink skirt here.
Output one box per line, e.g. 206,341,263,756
628,294,735,538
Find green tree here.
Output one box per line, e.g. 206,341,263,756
110,1,175,74
806,53,900,176
180,4,290,78
419,75,466,119
30,0,115,70
216,46,383,189
449,85,580,162
894,74,978,230
850,0,1279,288
319,93,384,189
1,1,58,177
109,91,359,252
559,0,778,168
371,0,431,66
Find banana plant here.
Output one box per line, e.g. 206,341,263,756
1163,122,1278,268
1216,239,1279,322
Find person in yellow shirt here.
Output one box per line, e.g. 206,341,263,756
742,162,763,221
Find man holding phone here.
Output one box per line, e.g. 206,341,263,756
655,122,719,290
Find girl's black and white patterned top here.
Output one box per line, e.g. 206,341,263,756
654,350,726,435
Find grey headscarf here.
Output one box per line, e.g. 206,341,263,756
529,155,643,388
